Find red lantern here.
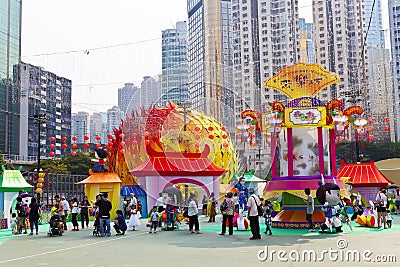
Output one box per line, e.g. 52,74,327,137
222,134,228,139
250,142,256,147
49,137,55,142
208,126,214,131
61,144,67,150
208,135,214,139
71,144,77,149
195,134,201,140
49,151,55,157
195,143,200,148
195,126,201,132
384,117,389,122
223,143,229,148
72,136,77,141
95,143,101,148
367,117,374,123
107,134,113,139
83,143,89,149
49,144,55,149
83,135,89,141
95,135,101,141
61,136,67,142
71,151,76,157
221,126,227,131
384,126,390,131
368,135,374,141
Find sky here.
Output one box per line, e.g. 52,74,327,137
21,0,387,114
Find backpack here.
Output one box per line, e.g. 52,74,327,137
252,196,263,217
19,203,28,217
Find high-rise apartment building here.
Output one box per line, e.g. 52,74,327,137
365,0,385,48
128,76,162,113
107,106,123,135
72,112,89,143
389,0,400,140
313,0,368,107
187,0,234,126
231,0,300,175
0,0,22,156
19,62,72,159
118,83,139,116
90,112,104,142
161,21,189,106
299,18,315,64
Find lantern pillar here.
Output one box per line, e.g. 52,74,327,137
271,133,277,178
317,127,325,175
329,128,337,176
287,128,293,176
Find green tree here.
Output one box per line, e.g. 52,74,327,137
0,152,15,173
60,152,93,175
37,159,69,174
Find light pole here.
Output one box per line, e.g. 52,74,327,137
32,113,46,200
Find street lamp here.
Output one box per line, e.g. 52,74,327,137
32,113,46,200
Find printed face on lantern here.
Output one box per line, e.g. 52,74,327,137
239,178,245,185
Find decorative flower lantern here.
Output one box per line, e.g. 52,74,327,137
332,115,348,137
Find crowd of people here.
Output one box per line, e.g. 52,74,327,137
9,185,398,239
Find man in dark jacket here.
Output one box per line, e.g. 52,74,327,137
95,193,112,237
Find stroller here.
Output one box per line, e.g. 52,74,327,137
92,210,107,236
47,214,63,237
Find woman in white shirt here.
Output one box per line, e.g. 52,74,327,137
188,194,201,234
71,197,80,231
375,189,387,229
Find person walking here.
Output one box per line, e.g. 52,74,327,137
188,193,201,234
95,192,112,237
304,188,315,232
201,195,208,215
79,196,90,229
208,196,217,222
71,197,80,231
219,192,235,236
15,196,28,234
28,197,40,235
247,187,261,240
263,200,273,235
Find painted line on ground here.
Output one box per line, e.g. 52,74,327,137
0,231,147,264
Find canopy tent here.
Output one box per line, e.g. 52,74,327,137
337,161,394,187
0,170,33,192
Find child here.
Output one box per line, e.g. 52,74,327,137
10,213,17,234
113,210,127,236
263,200,272,235
149,206,159,234
128,205,140,231
386,213,393,228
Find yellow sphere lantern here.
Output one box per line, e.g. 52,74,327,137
35,188,43,194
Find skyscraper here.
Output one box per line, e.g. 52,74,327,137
19,62,72,159
118,83,139,116
389,0,400,140
231,0,300,174
365,0,385,48
313,0,368,107
161,21,189,106
0,0,22,156
90,112,104,142
299,18,315,64
72,112,89,143
187,0,234,125
106,106,123,135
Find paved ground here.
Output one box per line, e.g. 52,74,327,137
0,215,399,267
